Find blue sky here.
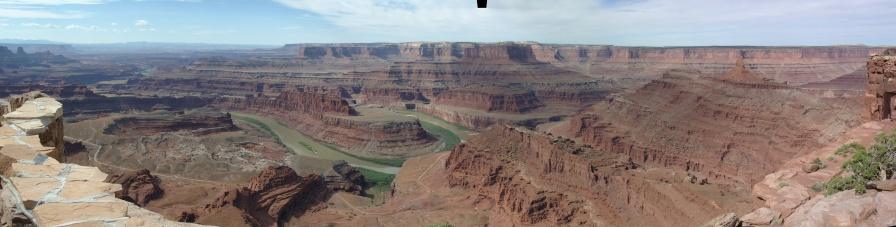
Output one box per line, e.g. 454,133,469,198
0,0,895,46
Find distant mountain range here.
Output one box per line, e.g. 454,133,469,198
0,39,278,54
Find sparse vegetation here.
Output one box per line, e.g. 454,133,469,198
425,223,454,227
835,142,864,157
823,131,896,195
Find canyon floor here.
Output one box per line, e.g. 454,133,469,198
1,43,893,226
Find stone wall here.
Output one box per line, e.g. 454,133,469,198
0,92,205,226
866,49,896,121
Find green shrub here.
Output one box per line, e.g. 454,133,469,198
823,131,896,195
835,142,865,157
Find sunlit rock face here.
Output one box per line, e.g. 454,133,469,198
0,92,206,226
865,49,896,121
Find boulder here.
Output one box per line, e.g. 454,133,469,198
741,207,779,225
868,179,896,191
105,169,164,206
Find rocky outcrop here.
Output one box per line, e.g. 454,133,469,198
215,91,357,116
190,165,329,227
432,85,544,113
563,68,861,185
865,49,896,121
0,92,202,226
434,124,755,226
103,109,238,136
784,190,896,227
445,125,614,226
106,169,164,207
2,92,65,162
324,160,365,194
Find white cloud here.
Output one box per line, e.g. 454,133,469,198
0,8,87,18
273,0,896,45
0,0,102,5
20,22,59,28
65,24,98,31
134,19,150,27
0,0,99,19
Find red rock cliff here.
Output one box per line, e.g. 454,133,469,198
192,166,328,227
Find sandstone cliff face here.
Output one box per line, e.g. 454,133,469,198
106,169,164,207
436,124,755,227
2,92,65,161
432,85,544,113
865,49,896,121
192,166,329,227
445,126,613,225
563,68,861,185
280,43,881,84
0,92,205,227
103,109,238,136
418,105,499,129
215,91,357,116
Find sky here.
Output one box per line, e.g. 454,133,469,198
0,0,895,46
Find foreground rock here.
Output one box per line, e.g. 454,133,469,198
189,165,330,227
2,91,65,161
0,92,203,226
785,190,896,226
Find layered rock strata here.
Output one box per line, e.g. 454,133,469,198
189,166,329,227
2,91,65,162
0,92,202,226
562,66,861,185
103,109,238,136
106,169,164,207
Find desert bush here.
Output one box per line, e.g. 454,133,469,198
824,131,896,195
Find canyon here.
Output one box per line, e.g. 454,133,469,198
0,43,893,226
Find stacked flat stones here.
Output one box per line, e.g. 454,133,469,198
0,93,209,227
